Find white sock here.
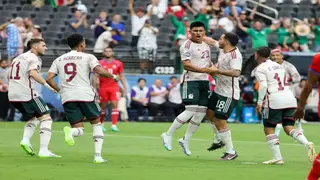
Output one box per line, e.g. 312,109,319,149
289,129,309,146
166,107,197,136
184,107,206,142
211,122,221,143
22,118,39,143
275,124,282,137
266,134,282,160
219,128,235,154
92,123,104,158
39,117,53,152
295,121,303,132
71,128,84,137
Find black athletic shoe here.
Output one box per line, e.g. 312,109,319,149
219,152,238,161
207,141,225,151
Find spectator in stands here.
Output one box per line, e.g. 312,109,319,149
0,60,9,120
171,14,190,47
137,19,159,74
277,18,293,48
218,12,235,32
237,19,279,49
6,17,23,60
167,76,184,116
224,0,242,17
130,78,149,117
147,0,168,19
289,41,303,52
24,25,42,49
111,14,125,43
167,0,186,20
295,20,310,52
93,29,117,53
235,10,255,46
91,10,110,39
208,12,220,35
129,0,154,48
17,19,26,55
184,2,211,32
206,0,224,16
24,18,33,34
312,17,320,52
192,0,207,12
147,79,171,117
68,9,88,34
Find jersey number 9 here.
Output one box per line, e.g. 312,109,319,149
64,63,77,82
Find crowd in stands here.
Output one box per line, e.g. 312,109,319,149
0,0,320,121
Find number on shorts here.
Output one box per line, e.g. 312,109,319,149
64,63,77,82
9,62,21,80
216,100,225,110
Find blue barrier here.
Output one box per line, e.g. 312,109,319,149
242,106,259,123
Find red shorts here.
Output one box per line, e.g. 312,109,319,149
99,88,120,103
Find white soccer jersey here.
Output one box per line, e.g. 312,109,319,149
48,50,100,104
254,60,297,109
214,48,242,100
180,39,211,81
280,61,300,83
8,51,42,102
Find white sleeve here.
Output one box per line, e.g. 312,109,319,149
88,54,101,71
179,46,192,61
48,60,58,74
255,68,267,105
230,54,242,71
288,63,301,83
28,56,40,72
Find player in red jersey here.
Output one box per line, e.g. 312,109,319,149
93,47,127,132
293,54,320,180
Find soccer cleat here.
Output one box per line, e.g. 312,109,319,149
207,141,225,151
111,126,120,132
161,133,172,151
102,126,107,132
307,142,316,162
38,151,62,158
93,157,108,163
178,138,191,156
262,159,284,165
219,152,238,160
20,141,36,156
63,126,75,146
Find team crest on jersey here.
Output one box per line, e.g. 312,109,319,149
188,93,194,99
37,65,40,70
185,52,191,57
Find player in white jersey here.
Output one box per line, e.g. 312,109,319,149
8,38,60,158
203,33,242,160
254,47,315,165
46,34,118,163
270,49,304,136
161,21,213,156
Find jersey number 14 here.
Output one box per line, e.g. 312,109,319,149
274,73,289,91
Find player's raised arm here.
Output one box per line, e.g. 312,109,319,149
203,36,218,48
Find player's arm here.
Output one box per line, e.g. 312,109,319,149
209,58,241,77
92,73,100,89
29,70,56,93
93,66,117,80
255,70,267,114
203,37,218,48
45,72,60,92
288,64,301,83
180,47,210,73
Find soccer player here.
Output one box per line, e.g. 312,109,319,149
8,38,60,157
204,33,242,160
254,47,315,165
93,47,127,132
46,34,118,163
293,54,320,179
270,49,303,136
161,21,212,156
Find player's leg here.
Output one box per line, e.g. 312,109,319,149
12,102,39,156
282,109,316,162
109,89,121,131
275,124,283,137
31,97,60,157
81,102,106,163
98,88,109,132
207,92,224,151
161,81,197,151
180,81,209,156
62,102,85,147
295,119,303,132
307,152,320,180
262,108,283,165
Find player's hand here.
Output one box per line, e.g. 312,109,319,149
255,105,262,115
112,75,119,82
206,66,218,75
48,87,58,93
293,108,304,120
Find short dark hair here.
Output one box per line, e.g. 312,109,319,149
224,33,239,46
190,21,205,30
170,76,177,80
256,46,271,58
27,38,45,50
67,33,85,49
138,78,146,83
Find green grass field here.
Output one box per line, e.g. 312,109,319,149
0,122,318,180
